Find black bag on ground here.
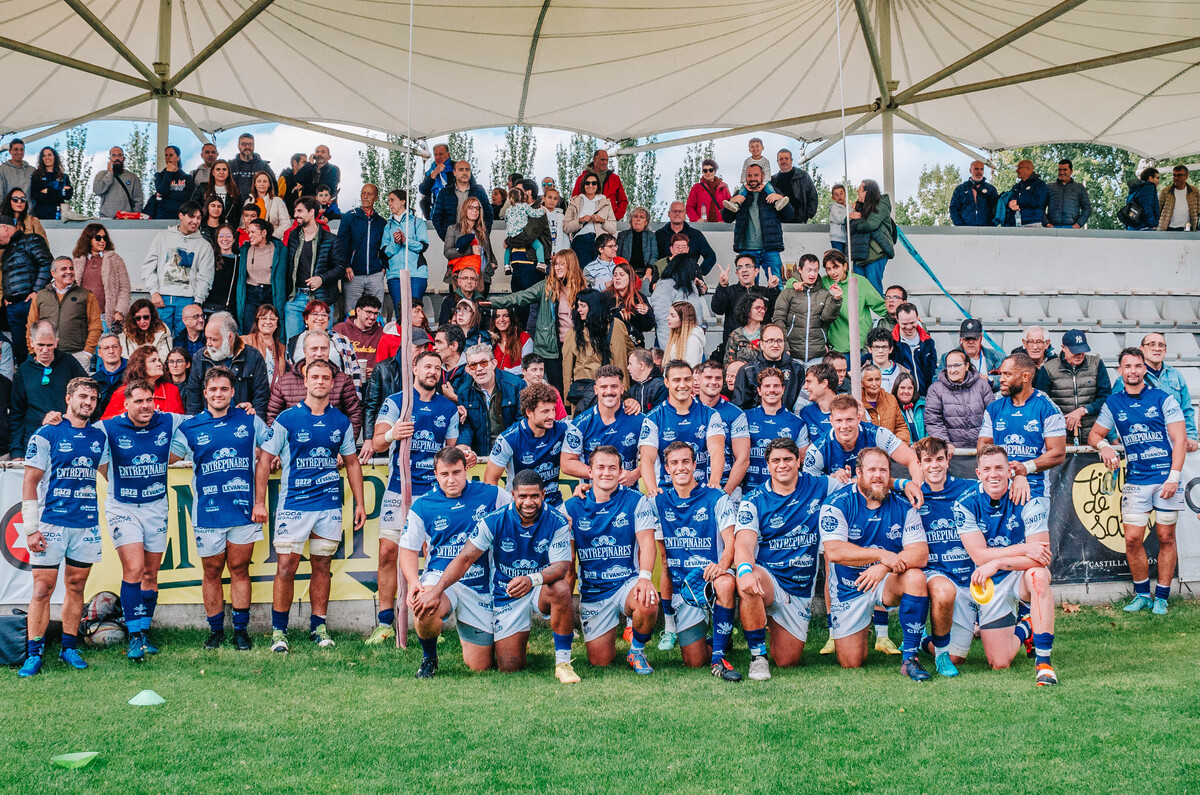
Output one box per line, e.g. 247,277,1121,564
0,609,28,665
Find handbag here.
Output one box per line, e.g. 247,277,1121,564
1117,197,1145,228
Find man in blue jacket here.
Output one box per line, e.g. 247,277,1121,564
720,165,787,281
335,184,388,318
454,343,526,456
891,303,938,397
1004,160,1048,226
418,143,455,220
431,160,493,241
948,161,998,226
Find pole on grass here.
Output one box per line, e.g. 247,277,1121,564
394,269,414,649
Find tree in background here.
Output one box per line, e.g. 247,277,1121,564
57,127,97,216
617,136,664,220
124,124,153,195
359,135,418,213
991,144,1140,230
555,133,599,196
490,126,537,190
446,131,479,175
673,140,716,203
894,163,960,226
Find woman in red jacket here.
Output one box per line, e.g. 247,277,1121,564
101,345,185,419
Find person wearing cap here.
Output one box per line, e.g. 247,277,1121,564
0,214,53,364
940,318,1003,392
1034,330,1112,444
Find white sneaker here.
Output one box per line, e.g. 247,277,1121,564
723,199,740,213
748,655,771,681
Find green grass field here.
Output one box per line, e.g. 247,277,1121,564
4,602,1199,794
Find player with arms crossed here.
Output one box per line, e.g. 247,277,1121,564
954,445,1057,686
419,470,579,683
172,367,271,651
654,441,741,680
370,350,463,645
564,446,659,674
256,359,366,653
560,365,642,486
400,446,512,678
820,447,932,681
17,378,106,677
1088,347,1188,615
486,383,569,508
734,437,842,681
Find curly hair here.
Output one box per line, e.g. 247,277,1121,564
520,382,559,416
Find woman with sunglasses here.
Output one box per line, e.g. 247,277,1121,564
686,158,731,222
100,344,185,419
2,188,46,241
29,146,72,221
71,223,131,331
118,298,173,360
563,173,616,265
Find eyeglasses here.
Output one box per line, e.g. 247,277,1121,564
1024,339,1047,346
702,168,715,173
466,360,491,370
1143,341,1167,349
946,362,966,369
10,197,26,204
93,234,107,241
584,181,599,187
134,313,151,321
763,338,785,345
308,312,329,319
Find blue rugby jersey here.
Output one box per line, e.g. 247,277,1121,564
979,389,1065,498
795,400,831,449
819,484,925,600
469,504,572,603
173,407,270,528
711,399,749,482
26,422,108,529
563,405,643,470
377,391,459,497
803,422,903,478
735,473,840,598
1096,386,1184,485
564,486,657,602
490,419,568,506
742,406,805,490
916,476,977,587
98,412,184,505
400,481,510,593
953,485,1049,585
261,402,356,511
653,485,736,592
639,398,726,487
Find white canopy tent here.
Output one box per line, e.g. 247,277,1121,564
1,0,1198,191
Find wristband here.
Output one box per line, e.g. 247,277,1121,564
737,563,754,578
1167,471,1181,484
21,500,39,536
638,569,653,581
1096,440,1112,452
383,427,395,443
892,478,910,492
1023,460,1038,476
528,572,544,587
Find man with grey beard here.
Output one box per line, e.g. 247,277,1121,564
183,311,270,416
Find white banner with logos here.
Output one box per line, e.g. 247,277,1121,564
1176,454,1200,582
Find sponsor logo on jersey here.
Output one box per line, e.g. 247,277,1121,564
1024,419,1040,433
500,538,515,553
116,436,134,449
233,425,249,438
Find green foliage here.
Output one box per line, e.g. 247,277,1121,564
895,163,961,226
359,135,419,213
489,126,537,190
555,132,599,196
123,124,153,192
992,144,1142,230
446,132,479,175
616,137,664,220
56,127,97,216
673,140,716,203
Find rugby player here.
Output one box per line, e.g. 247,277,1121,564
564,446,659,674
1088,348,1188,615
734,438,841,681
256,359,366,653
954,445,1057,686
369,350,461,645
820,447,932,681
420,470,578,682
742,367,804,491
695,360,750,499
486,383,569,508
400,446,512,678
172,367,271,651
793,362,839,457
18,378,105,677
560,365,642,485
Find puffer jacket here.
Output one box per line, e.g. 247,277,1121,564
455,369,526,455
265,358,363,438
1124,178,1160,230
1034,354,1111,441
865,389,910,444
1157,182,1199,230
923,367,995,449
772,281,841,361
711,282,780,341
850,195,895,263
721,189,785,252
0,229,52,301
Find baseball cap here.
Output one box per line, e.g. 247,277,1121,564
1061,329,1090,354
959,318,983,339
412,328,432,347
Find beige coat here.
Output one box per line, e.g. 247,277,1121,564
563,193,617,237
561,318,632,405
72,250,132,326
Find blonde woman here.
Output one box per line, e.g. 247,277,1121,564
664,301,706,366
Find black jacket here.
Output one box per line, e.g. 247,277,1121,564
229,154,276,201
285,226,342,306
145,169,196,220
0,230,52,301
629,376,667,413
771,168,819,223
733,355,806,410
184,341,271,417
10,351,87,456
710,282,781,341
654,223,717,275
364,352,403,432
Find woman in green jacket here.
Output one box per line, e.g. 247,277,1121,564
820,248,886,355
848,180,894,295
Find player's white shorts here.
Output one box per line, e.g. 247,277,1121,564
578,577,639,642
195,523,264,558
273,508,342,554
828,575,889,640
378,488,405,544
671,592,710,648
491,586,550,641
978,571,1024,629
420,569,494,646
1122,481,1185,516
763,569,812,643
30,523,102,567
106,499,168,553
925,571,976,658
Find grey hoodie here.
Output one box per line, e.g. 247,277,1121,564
141,224,215,302
0,160,35,198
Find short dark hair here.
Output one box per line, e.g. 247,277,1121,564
511,468,544,491
1173,165,1189,176
241,202,261,217
305,358,335,378
590,445,622,467
433,445,467,470
1059,158,1073,169
896,302,920,318
735,292,766,326
695,360,723,376
436,325,466,354
520,382,559,415
594,364,624,382
977,443,1009,463
1140,167,1159,182
866,327,893,349
413,350,441,369
663,359,693,380
126,379,156,399
388,188,408,204
912,436,949,460
822,249,848,268
314,183,332,195
1118,347,1145,365
295,196,320,213
1003,352,1037,376
66,377,99,398
595,232,616,250
765,437,800,461
663,440,696,463
355,294,382,311
798,253,819,267
238,132,255,142
806,363,837,391
522,352,545,368
204,366,235,389
178,200,201,218
884,284,907,299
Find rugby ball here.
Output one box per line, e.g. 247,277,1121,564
970,578,995,605
84,591,120,623
86,621,127,647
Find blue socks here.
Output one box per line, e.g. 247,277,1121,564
1033,632,1054,666
271,609,289,632
630,629,651,653
553,631,573,664
418,635,438,660
27,636,45,657
142,589,158,632
873,607,890,635
121,580,143,633
1016,601,1031,621
61,633,77,650
745,627,767,657
232,608,250,632
378,608,395,626
711,605,734,664
1154,583,1170,601
1014,618,1032,644
1134,579,1151,598
207,613,224,632
898,594,929,660
930,631,950,656
309,613,326,632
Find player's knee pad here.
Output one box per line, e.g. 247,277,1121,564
273,540,306,555
1122,512,1150,528
309,537,340,557
1154,511,1178,526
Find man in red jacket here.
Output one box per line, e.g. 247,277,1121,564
266,331,363,438
571,149,628,221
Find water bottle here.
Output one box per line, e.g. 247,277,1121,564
1014,208,1023,228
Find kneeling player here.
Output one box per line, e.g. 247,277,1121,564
654,441,741,681
565,446,659,674
820,447,932,681
419,470,579,682
399,447,511,678
954,445,1057,686
735,438,841,680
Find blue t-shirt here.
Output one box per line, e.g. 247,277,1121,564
26,422,108,529
953,485,1049,584
819,484,925,600
98,412,185,505
795,401,831,449
652,485,737,592
469,504,572,603
261,402,356,511
1096,386,1184,485
743,406,805,489
173,407,271,528
377,390,459,497
639,398,726,486
711,399,749,481
735,474,840,598
916,476,977,587
490,419,568,506
803,422,903,477
563,405,642,470
399,481,510,594
979,390,1065,498
564,486,657,602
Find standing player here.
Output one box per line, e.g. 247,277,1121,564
400,447,512,678
1088,347,1188,615
96,379,186,661
486,383,569,508
654,441,741,680
369,350,461,645
564,446,659,674
977,352,1066,502
742,367,805,491
793,362,839,457
256,359,366,653
17,378,105,677
418,470,579,682
954,445,1057,686
734,438,842,681
820,448,932,681
696,360,750,499
560,365,642,485
172,367,271,651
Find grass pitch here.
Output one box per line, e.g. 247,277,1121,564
4,602,1200,794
